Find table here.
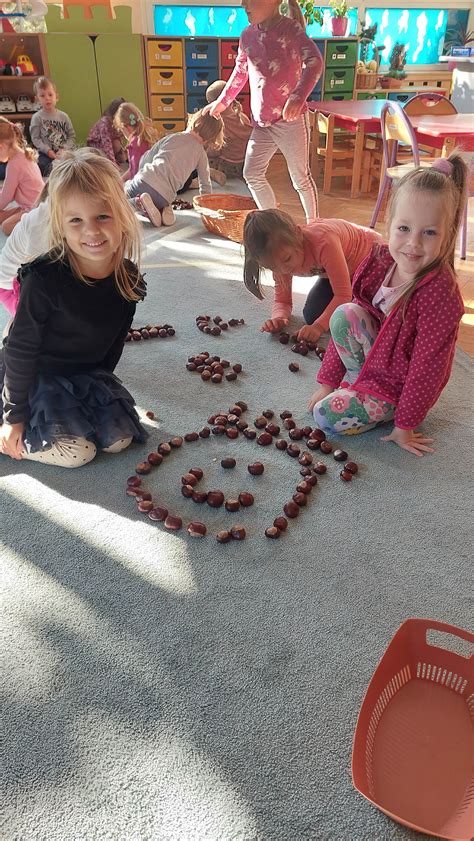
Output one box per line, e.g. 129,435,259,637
408,113,474,153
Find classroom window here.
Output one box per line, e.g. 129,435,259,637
365,8,471,66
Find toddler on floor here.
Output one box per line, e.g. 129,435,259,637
0,149,147,468
204,0,323,222
0,118,44,235
205,80,252,184
243,210,382,343
309,155,467,457
29,76,76,176
125,109,224,228
114,102,159,181
87,98,126,165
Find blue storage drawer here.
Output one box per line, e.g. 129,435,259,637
187,93,208,113
186,66,219,92
307,90,321,103
388,91,415,104
185,39,219,67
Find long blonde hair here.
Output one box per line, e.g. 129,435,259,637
47,149,143,302
0,117,38,162
283,0,306,29
387,152,467,312
114,102,158,147
243,209,300,299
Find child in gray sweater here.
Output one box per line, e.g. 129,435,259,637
30,77,75,176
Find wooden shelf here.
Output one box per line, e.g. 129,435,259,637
0,75,40,81
2,112,36,120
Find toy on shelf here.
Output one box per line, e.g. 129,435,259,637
16,54,38,75
0,94,16,112
16,93,37,111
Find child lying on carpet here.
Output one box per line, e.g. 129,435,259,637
308,155,467,457
243,210,382,343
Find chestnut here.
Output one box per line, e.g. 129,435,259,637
226,372,237,381
300,466,312,477
235,401,248,411
333,449,348,462
220,360,230,368
257,432,273,446
289,362,300,372
201,370,212,381
166,328,175,336
127,476,142,487
248,462,264,476
231,526,246,541
296,481,312,495
164,515,182,531
238,492,254,507
292,492,307,507
313,462,327,475
196,365,206,374
287,444,301,458
262,409,274,419
298,452,313,466
229,405,242,416
147,452,163,466
199,427,211,438
220,322,228,330
211,373,222,384
226,428,239,440
306,475,318,487
340,470,353,482
344,461,359,475
243,428,257,440
283,418,296,431
146,410,155,420
135,491,152,502
273,516,288,531
216,530,232,544
310,429,326,442
215,416,228,426
189,467,204,480
131,331,141,341
254,416,267,429
138,502,154,513
148,506,168,521
184,432,199,443
170,436,183,448
207,490,225,508
232,364,243,374
127,487,142,497
181,484,194,498
320,441,333,454
221,457,236,469
227,414,239,425
283,501,300,519
192,490,208,504
265,526,281,539
182,473,198,486
265,423,280,436
280,410,293,419
157,443,172,455
289,428,304,441
136,461,151,474
275,439,287,451
306,439,321,451
225,499,240,512
186,362,197,372
279,333,290,345
187,522,207,537
236,420,249,432
158,329,168,338
211,327,221,337
212,425,226,436
302,426,313,438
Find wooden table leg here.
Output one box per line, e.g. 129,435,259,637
351,122,365,198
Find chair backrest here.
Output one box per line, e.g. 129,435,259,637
404,93,457,117
380,101,420,167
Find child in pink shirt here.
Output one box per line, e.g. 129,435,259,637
243,210,382,343
205,0,323,222
114,102,159,180
0,118,44,235
309,155,466,457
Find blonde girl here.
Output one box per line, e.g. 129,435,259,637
0,149,147,468
114,102,159,181
309,154,467,457
0,117,44,235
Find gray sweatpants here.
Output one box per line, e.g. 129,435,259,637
243,113,318,223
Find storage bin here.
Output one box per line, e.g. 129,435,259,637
149,68,184,94
325,40,358,67
323,92,353,101
152,119,186,138
186,93,208,114
186,67,219,92
324,66,355,92
185,39,219,67
357,91,386,100
147,40,183,68
307,90,321,103
388,91,416,103
150,95,185,120
220,40,239,68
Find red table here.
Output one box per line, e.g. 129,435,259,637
408,113,474,153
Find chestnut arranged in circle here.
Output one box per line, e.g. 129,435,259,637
186,351,243,384
125,323,175,343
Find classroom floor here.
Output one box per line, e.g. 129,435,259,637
1,170,473,841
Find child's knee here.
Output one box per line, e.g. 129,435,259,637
102,436,133,454
312,402,335,433
55,438,97,467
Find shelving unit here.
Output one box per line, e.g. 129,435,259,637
0,34,49,127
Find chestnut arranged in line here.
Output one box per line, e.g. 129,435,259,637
195,314,245,336
125,323,175,342
186,351,243,384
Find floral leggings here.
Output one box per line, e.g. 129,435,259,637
313,303,395,435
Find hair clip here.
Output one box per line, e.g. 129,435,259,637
129,113,137,127
432,158,453,176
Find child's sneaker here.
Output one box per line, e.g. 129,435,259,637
161,205,175,227
138,193,162,227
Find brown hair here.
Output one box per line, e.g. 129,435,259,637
206,80,226,103
0,116,38,162
114,102,158,147
387,152,467,311
243,209,300,299
33,75,57,96
47,149,143,302
186,109,224,150
104,97,126,120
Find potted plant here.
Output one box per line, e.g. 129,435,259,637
294,0,323,28
328,0,351,37
380,42,407,89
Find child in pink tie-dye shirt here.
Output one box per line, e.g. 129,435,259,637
205,0,323,222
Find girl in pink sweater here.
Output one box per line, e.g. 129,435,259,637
309,155,467,457
0,118,44,235
205,0,323,223
243,210,382,343
114,102,159,181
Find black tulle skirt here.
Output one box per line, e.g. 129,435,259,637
1,367,148,454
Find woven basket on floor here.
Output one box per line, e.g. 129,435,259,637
193,193,258,243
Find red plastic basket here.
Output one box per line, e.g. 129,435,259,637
352,619,474,840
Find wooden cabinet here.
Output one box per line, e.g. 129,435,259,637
0,34,49,130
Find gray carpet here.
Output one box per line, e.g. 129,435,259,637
1,187,473,841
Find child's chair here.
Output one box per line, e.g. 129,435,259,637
309,110,371,195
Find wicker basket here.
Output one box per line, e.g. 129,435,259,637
193,193,258,243
356,38,380,91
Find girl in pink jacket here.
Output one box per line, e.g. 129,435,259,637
309,155,467,457
0,118,44,235
205,0,323,223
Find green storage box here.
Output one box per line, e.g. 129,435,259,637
324,66,355,92
325,41,357,68
357,91,386,100
323,92,353,101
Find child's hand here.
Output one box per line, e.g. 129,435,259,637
203,101,225,118
381,427,435,457
308,384,333,411
47,150,57,159
260,317,289,333
282,96,303,123
297,323,323,343
0,422,25,460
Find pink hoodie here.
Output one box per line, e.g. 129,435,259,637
0,151,43,212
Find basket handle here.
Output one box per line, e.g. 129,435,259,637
404,618,474,659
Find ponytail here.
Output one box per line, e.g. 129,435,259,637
283,0,306,29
